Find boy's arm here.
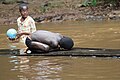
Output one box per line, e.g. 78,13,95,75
16,32,31,39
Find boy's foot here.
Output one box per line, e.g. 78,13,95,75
26,50,31,54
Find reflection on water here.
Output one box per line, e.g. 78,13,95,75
0,56,120,80
9,56,62,80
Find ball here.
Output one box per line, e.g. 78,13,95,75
6,28,17,39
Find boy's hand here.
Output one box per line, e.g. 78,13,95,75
7,37,19,42
16,33,21,39
8,37,16,41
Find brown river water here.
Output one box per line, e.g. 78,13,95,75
0,20,120,80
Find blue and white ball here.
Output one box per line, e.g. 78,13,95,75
6,28,17,39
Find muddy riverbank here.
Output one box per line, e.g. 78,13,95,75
0,0,120,24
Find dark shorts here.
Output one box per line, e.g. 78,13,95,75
25,37,32,48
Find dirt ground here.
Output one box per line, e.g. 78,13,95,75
0,0,120,25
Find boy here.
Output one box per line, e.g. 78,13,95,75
25,30,74,53
7,29,74,53
17,3,36,44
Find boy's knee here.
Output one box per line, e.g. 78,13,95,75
43,45,50,52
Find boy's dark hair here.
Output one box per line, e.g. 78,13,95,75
19,3,28,11
59,37,74,50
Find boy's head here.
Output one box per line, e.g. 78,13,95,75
19,3,28,18
59,37,74,50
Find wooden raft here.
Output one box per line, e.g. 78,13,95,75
0,48,120,57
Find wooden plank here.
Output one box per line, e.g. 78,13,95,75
0,48,120,57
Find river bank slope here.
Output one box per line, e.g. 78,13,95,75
0,0,120,24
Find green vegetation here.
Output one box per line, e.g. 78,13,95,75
91,0,97,6
82,0,97,7
0,0,17,4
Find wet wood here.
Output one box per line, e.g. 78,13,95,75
0,48,120,57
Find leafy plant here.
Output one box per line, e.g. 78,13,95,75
82,0,97,7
